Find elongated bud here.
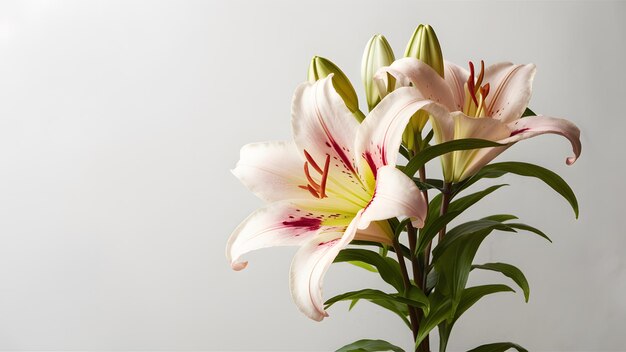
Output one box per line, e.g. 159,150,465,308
403,24,445,143
361,34,395,111
308,56,364,121
404,24,444,78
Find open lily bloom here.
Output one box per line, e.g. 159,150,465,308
374,58,582,182
227,76,428,321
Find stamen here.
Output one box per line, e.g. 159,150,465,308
480,82,490,98
303,150,323,174
305,184,320,198
299,152,331,199
475,60,485,92
319,154,331,198
303,162,321,189
467,61,479,106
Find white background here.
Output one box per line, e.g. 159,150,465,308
0,1,624,350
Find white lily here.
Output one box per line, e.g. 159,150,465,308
227,76,429,321
374,58,582,182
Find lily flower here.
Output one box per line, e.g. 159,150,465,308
374,58,582,182
227,75,429,321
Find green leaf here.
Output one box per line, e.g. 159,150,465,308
404,139,504,176
325,288,427,329
346,261,378,273
458,162,579,218
466,342,528,352
417,210,463,254
481,214,519,222
431,223,517,320
350,240,412,259
394,218,412,240
448,184,508,213
324,288,428,311
472,263,530,302
505,223,551,242
418,185,508,254
456,284,516,319
414,294,453,348
413,178,445,192
336,339,405,352
433,220,516,259
334,249,405,293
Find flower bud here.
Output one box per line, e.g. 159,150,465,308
403,24,445,143
308,56,364,121
361,34,395,111
404,24,444,78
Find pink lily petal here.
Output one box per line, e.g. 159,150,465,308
373,57,455,111
356,87,451,181
359,165,427,229
459,115,581,180
292,76,369,199
289,213,361,321
501,115,582,165
444,61,470,111
483,62,536,123
226,201,333,271
232,141,311,202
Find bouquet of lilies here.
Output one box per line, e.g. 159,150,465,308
226,24,581,352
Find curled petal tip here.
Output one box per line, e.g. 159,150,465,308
566,156,577,166
411,217,425,229
231,261,248,271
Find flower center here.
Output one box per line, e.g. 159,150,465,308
299,149,331,199
462,60,490,118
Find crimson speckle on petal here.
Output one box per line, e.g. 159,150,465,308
282,217,322,231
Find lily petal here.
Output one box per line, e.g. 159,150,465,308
356,87,451,183
484,62,536,123
359,165,427,229
373,57,455,110
501,115,582,165
227,201,329,271
232,141,310,202
290,213,361,321
444,61,470,111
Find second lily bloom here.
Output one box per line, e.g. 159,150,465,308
375,58,581,182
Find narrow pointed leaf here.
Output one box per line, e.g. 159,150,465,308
458,162,579,218
456,284,516,320
404,139,504,177
506,223,551,242
472,263,530,302
466,342,528,352
334,249,405,293
336,339,405,352
414,297,453,348
324,288,428,311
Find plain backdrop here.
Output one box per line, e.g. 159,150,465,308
0,1,624,351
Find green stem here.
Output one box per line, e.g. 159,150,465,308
438,182,453,241
413,137,431,352
392,238,419,348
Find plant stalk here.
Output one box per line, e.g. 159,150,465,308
438,182,453,241
413,137,431,352
392,238,419,347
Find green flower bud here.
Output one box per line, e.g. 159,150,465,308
404,24,444,78
308,56,364,121
361,34,395,111
403,24,445,144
